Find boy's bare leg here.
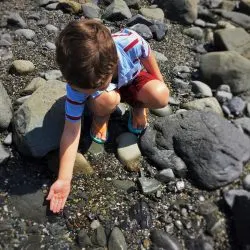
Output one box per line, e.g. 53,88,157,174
132,80,169,129
88,90,121,140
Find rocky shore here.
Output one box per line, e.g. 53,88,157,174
0,0,250,249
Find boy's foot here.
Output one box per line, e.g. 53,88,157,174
90,115,109,144
128,108,148,135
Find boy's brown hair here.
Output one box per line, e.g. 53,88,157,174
56,19,118,89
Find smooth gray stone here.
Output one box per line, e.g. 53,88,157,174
0,144,10,164
150,229,182,249
215,90,232,103
217,84,231,92
173,65,191,75
151,105,172,117
16,95,31,105
39,0,58,6
37,18,49,26
108,227,127,250
172,78,189,90
78,229,92,248
200,51,250,95
113,179,135,191
0,48,13,61
138,177,161,194
102,0,132,21
45,24,59,33
44,70,62,80
15,29,36,40
195,19,206,27
94,225,107,247
153,50,168,62
169,96,180,105
7,13,27,28
45,2,59,10
45,42,56,50
191,80,213,97
150,22,167,41
130,23,153,40
82,3,100,18
12,60,35,74
226,96,246,116
139,7,165,22
183,27,204,40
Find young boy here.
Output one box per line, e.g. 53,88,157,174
47,19,169,213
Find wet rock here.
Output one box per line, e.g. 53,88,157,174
0,82,12,130
102,0,132,21
138,177,161,194
139,7,165,22
243,175,250,191
129,201,152,229
11,60,35,74
156,0,198,24
181,97,223,115
44,69,62,80
130,24,153,40
214,28,250,59
226,96,246,116
140,111,250,189
82,2,100,18
117,132,141,172
23,77,47,94
191,80,213,97
7,12,27,28
183,27,204,40
127,14,153,27
150,229,182,249
200,51,250,95
78,229,92,248
9,185,47,223
15,29,35,40
108,227,127,250
150,105,172,117
212,9,250,30
0,144,10,164
13,81,66,157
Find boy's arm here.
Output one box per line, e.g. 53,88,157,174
47,119,81,213
140,52,164,82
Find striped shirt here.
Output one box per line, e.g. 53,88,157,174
65,28,151,122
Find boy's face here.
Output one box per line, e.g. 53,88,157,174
70,74,113,95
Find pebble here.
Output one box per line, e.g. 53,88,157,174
165,224,174,234
78,229,92,248
27,41,35,46
139,7,165,22
169,96,180,105
226,96,246,116
90,220,100,230
174,220,183,230
88,141,104,155
191,80,213,97
0,48,13,61
45,42,56,50
15,29,36,40
194,19,206,27
215,90,233,104
173,78,189,91
46,2,59,10
112,179,135,191
176,180,185,191
45,24,59,33
94,225,107,247
183,27,204,40
44,70,62,80
82,2,100,18
243,175,250,191
153,50,168,62
3,133,12,146
139,177,162,194
199,195,205,202
217,84,231,93
11,60,35,74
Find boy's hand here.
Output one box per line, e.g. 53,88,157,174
46,179,71,213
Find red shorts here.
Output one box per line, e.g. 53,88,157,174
118,71,157,106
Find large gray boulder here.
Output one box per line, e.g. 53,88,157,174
13,80,66,157
155,0,198,24
0,82,12,130
200,51,250,95
140,111,250,189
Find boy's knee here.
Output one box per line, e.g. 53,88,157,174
155,85,169,108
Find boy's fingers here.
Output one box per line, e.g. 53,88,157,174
55,199,63,213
